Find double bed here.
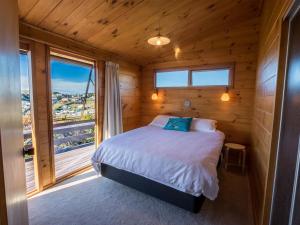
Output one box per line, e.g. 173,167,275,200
92,117,225,212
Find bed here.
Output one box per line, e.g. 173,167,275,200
92,117,225,212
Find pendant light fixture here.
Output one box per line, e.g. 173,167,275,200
148,36,170,46
148,18,170,46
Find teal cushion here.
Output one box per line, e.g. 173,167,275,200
163,118,192,132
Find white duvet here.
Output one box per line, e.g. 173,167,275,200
92,125,225,200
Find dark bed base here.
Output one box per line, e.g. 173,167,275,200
101,163,206,213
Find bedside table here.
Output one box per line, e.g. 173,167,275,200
224,143,246,173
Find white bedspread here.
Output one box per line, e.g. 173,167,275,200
92,125,225,200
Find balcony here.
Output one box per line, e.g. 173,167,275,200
24,121,96,193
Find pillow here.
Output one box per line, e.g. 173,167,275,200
150,115,178,128
164,117,193,132
190,118,217,132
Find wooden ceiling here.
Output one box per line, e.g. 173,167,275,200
18,0,261,65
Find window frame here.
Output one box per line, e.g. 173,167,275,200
154,64,234,89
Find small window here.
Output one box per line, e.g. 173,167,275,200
191,69,230,87
154,66,233,88
156,70,189,88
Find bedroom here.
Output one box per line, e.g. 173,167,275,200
0,0,299,225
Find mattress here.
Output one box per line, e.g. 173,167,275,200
92,125,225,200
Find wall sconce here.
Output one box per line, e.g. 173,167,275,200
151,89,158,100
221,87,230,102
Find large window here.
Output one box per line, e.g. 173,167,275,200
155,66,233,88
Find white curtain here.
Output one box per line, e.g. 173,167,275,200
103,61,123,140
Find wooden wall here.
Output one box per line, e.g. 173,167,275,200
250,0,293,224
119,64,141,132
19,25,141,190
140,18,259,145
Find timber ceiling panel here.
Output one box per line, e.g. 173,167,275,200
18,0,261,65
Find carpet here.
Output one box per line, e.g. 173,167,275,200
28,168,253,225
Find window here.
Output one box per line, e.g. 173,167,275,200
155,66,233,88
191,69,230,87
156,70,189,87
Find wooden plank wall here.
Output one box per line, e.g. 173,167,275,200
20,28,141,190
141,18,259,145
119,64,141,131
250,0,293,224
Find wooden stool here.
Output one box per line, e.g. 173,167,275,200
224,143,246,173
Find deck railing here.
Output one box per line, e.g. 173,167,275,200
23,120,95,156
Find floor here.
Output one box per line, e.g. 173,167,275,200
28,167,254,225
25,145,95,193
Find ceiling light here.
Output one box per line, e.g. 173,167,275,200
148,36,170,46
148,19,170,46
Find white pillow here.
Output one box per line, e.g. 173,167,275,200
149,115,178,128
190,118,217,132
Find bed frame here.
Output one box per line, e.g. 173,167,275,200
101,163,206,213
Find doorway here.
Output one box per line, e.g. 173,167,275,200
20,49,37,194
49,51,96,180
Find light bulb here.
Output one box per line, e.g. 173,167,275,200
151,93,158,100
221,93,230,102
156,39,162,45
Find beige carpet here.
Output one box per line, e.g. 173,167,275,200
28,168,253,225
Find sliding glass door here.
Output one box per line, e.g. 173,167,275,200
50,52,96,179
20,50,37,193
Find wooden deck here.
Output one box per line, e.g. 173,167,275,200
25,144,96,193
55,145,95,178
25,159,36,193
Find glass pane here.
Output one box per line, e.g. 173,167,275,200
50,57,96,179
192,69,230,86
20,51,36,193
156,70,189,87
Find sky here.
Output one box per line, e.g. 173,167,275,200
20,53,95,94
50,59,95,94
20,53,30,91
156,71,189,87
192,69,229,86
